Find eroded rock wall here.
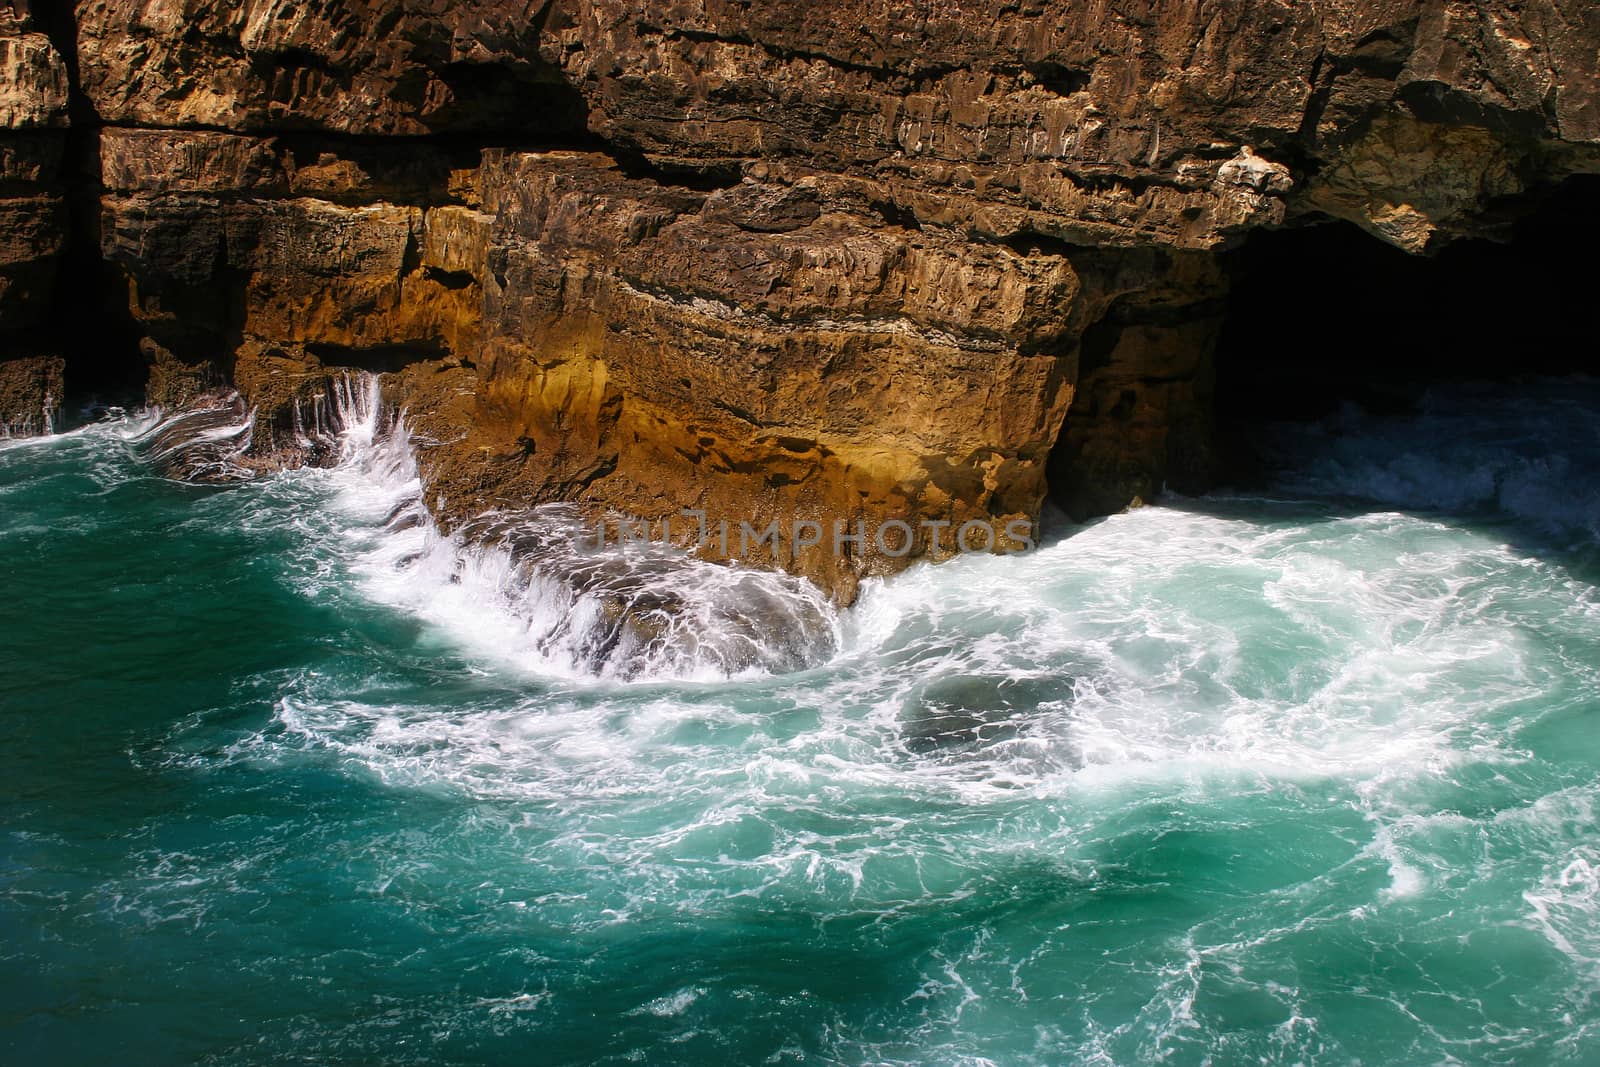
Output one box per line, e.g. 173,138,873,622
0,0,68,434
4,0,1597,594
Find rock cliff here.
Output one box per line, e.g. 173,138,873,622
3,0,1597,597
0,0,68,434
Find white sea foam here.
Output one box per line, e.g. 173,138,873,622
76,374,1600,1064
224,491,1585,844
130,395,257,482
0,404,160,452
1260,379,1600,541
167,378,1596,898
306,374,843,682
119,374,1590,947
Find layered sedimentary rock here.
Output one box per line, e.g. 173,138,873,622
5,0,1599,594
0,0,69,434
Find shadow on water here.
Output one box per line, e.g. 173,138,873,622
1185,489,1600,585
1044,372,1600,591
1230,381,1600,588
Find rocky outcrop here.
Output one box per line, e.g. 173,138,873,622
4,0,1598,594
0,0,69,434
0,347,60,435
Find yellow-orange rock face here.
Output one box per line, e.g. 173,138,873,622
2,0,1597,596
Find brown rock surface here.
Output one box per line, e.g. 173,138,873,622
0,1,70,432
0,349,61,434
0,0,1596,596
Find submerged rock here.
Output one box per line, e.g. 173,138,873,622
453,508,841,680
133,394,255,483
900,674,1077,757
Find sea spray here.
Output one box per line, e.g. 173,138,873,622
1253,377,1600,542
319,372,843,681
116,372,840,680
132,395,256,481
7,379,1600,1064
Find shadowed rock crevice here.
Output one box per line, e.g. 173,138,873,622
1042,243,1229,524
0,0,104,430
305,339,451,373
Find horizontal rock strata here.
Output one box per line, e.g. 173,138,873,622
0,0,69,433
2,0,1597,596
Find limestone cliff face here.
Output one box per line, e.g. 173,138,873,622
4,0,1598,595
0,0,68,434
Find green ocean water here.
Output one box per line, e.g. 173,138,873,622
4,381,1600,1065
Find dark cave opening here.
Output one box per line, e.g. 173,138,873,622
1041,177,1600,526
1211,176,1600,484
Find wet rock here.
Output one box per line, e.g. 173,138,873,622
134,394,256,483
0,352,62,437
451,507,839,678
900,674,1076,756
1,0,1598,588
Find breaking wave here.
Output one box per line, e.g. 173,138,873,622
323,391,841,682
138,372,846,682
7,375,1600,1063
1255,377,1600,542
200,378,1600,1063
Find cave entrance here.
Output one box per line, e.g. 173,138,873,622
1210,175,1600,484
1043,175,1600,525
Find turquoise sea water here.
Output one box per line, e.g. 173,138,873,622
4,381,1600,1065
